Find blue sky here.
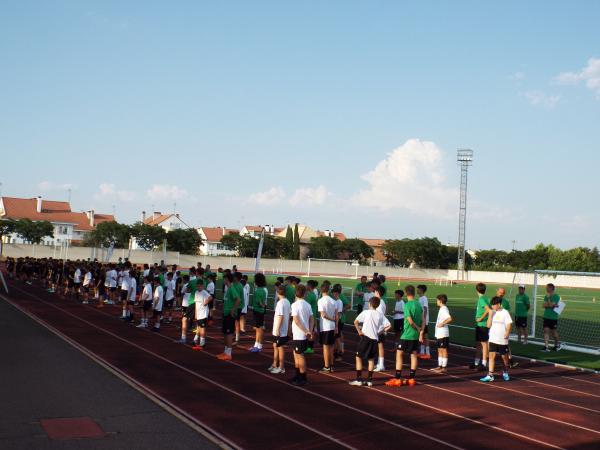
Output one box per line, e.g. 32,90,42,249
1,1,599,250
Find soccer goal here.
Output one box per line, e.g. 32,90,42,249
510,270,600,355
306,258,360,279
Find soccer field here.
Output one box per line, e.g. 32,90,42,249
226,274,600,370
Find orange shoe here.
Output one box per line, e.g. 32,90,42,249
421,354,431,360
192,345,203,351
385,378,403,387
219,353,232,361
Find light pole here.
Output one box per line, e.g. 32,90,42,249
457,149,473,280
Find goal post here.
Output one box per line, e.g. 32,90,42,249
306,258,360,279
529,269,600,355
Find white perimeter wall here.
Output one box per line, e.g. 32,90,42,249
3,243,600,289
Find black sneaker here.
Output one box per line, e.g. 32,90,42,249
554,344,563,351
318,367,331,374
477,364,486,372
469,363,478,370
541,347,551,352
151,327,160,333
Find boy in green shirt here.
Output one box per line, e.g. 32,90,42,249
470,283,491,371
305,280,319,354
385,285,423,386
542,283,562,352
514,284,530,344
250,273,268,353
355,276,368,313
217,273,241,361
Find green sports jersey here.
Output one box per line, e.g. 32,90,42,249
515,294,530,318
158,273,165,287
224,284,241,315
475,295,490,327
231,282,244,310
355,283,366,305
306,291,318,317
285,284,296,302
252,287,267,313
501,297,511,312
380,283,387,297
401,299,423,341
339,294,350,322
543,293,560,320
188,278,198,304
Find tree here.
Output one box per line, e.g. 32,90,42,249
285,226,294,259
14,219,54,244
130,222,167,251
85,221,131,248
220,234,259,257
0,219,16,256
167,228,203,254
293,223,300,259
339,238,374,262
382,237,446,268
307,236,341,259
262,235,287,258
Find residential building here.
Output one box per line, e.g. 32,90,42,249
0,196,114,245
197,227,239,256
130,211,191,250
360,238,387,263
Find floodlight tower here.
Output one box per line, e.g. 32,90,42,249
456,149,473,280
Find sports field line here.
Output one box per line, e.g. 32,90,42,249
199,329,566,450
6,288,358,450
432,346,600,400
0,293,239,450
11,287,465,450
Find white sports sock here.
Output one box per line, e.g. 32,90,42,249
181,333,186,340
438,357,442,367
474,358,480,365
122,309,127,317
426,346,430,355
340,342,344,352
200,338,205,346
378,357,384,367
235,333,240,341
257,343,263,349
482,359,487,367
225,347,232,355
254,341,259,348
441,357,448,367
193,335,199,342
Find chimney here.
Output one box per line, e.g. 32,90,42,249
36,196,42,213
153,211,161,220
88,210,95,227
141,211,146,222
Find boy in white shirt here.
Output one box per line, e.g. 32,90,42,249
127,270,137,322
240,276,250,333
480,297,513,382
417,285,431,359
192,279,213,349
269,286,291,375
82,268,93,304
137,276,153,328
290,284,314,386
163,272,176,324
150,277,164,332
373,286,387,372
350,296,391,387
119,263,131,320
432,294,452,373
393,289,405,344
317,284,338,373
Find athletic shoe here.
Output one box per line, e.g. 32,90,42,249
554,343,563,351
295,378,307,386
502,372,510,381
318,367,332,374
418,354,431,360
267,365,277,373
373,365,385,372
541,347,551,352
480,375,494,383
119,316,127,321
304,348,314,354
174,338,187,344
384,378,403,387
349,380,363,386
151,327,160,333
271,367,285,374
249,347,262,353
364,380,373,387
431,366,444,373
191,345,204,351
82,301,89,305
510,360,519,368
136,323,147,328
219,354,232,361
477,364,486,372
469,363,479,370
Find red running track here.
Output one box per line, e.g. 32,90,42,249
2,280,600,450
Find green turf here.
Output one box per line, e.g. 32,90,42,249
203,273,600,371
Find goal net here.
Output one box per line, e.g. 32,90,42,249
510,270,600,355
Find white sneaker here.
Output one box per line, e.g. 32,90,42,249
271,367,285,374
136,323,147,328
349,380,363,386
373,365,385,372
268,365,277,372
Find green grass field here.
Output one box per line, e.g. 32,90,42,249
207,273,600,370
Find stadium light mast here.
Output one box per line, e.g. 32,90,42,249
456,149,473,281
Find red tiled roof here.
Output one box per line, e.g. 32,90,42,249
143,213,173,226
0,197,113,231
244,225,263,232
199,227,239,242
316,231,346,241
360,238,385,247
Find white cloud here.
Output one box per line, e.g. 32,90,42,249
248,187,286,206
555,57,600,99
93,183,136,202
289,185,330,207
508,71,525,81
38,181,75,192
146,184,188,201
523,90,560,108
352,139,457,216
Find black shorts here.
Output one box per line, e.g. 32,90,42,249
335,320,344,338
235,309,242,320
275,336,289,347
253,311,265,329
356,304,363,314
319,330,335,346
489,342,509,355
196,318,208,328
82,286,90,293
152,309,162,318
515,317,527,328
68,280,74,288
475,326,490,342
164,299,174,309
120,290,129,302
222,314,235,335
423,325,429,335
398,339,419,354
356,336,378,360
208,299,214,309
143,301,152,312
394,319,404,333
74,282,81,290
543,319,558,330
183,305,195,321
293,339,307,354
377,333,386,344
436,337,450,349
